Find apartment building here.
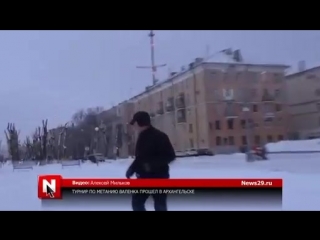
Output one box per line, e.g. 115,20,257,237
285,66,320,139
128,58,289,153
99,101,135,158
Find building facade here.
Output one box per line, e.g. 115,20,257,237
285,66,320,139
98,101,135,158
125,59,289,154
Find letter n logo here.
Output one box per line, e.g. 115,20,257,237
38,175,62,199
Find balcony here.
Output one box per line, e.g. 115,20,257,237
165,97,175,112
222,89,234,101
177,109,186,123
262,103,275,118
261,89,275,102
175,93,185,109
224,103,238,118
156,102,164,115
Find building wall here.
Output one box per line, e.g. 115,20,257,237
201,64,289,153
108,101,136,158
285,67,320,139
120,62,289,155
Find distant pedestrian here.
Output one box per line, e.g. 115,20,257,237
126,111,176,211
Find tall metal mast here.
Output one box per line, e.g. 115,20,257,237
136,30,166,85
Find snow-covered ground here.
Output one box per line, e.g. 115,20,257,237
1,139,320,211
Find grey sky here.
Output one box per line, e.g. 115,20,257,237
0,30,320,140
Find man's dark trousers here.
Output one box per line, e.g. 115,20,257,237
132,172,169,211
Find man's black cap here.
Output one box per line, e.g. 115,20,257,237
129,111,151,126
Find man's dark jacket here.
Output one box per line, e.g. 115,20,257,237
127,126,176,177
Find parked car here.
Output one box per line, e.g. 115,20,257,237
197,148,214,156
186,149,198,156
87,153,105,163
175,148,214,158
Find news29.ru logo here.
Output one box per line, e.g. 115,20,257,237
38,175,62,199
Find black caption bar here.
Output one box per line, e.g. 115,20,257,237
42,187,282,210
71,188,198,195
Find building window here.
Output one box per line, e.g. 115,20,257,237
278,135,283,141
254,135,260,145
227,119,234,130
215,120,220,130
267,135,273,142
216,136,221,146
253,104,258,112
317,103,320,111
223,137,228,145
228,136,234,145
189,139,194,148
177,109,186,123
240,119,246,129
189,124,193,133
223,88,234,100
315,89,320,96
241,136,247,145
275,104,282,111
264,117,273,126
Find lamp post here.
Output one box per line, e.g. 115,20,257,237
93,127,99,154
242,106,255,162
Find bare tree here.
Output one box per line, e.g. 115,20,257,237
41,119,48,160
72,109,86,126
24,136,32,159
4,123,20,161
57,122,68,160
32,127,42,160
47,129,56,159
37,106,105,160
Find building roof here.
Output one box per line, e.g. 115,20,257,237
129,60,289,101
286,65,320,79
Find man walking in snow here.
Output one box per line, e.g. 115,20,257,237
126,111,176,211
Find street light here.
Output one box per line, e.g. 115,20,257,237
242,106,255,162
93,127,100,154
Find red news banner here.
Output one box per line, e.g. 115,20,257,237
38,175,283,199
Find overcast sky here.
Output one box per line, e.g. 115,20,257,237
0,30,320,140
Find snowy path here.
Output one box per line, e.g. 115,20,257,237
1,154,320,210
